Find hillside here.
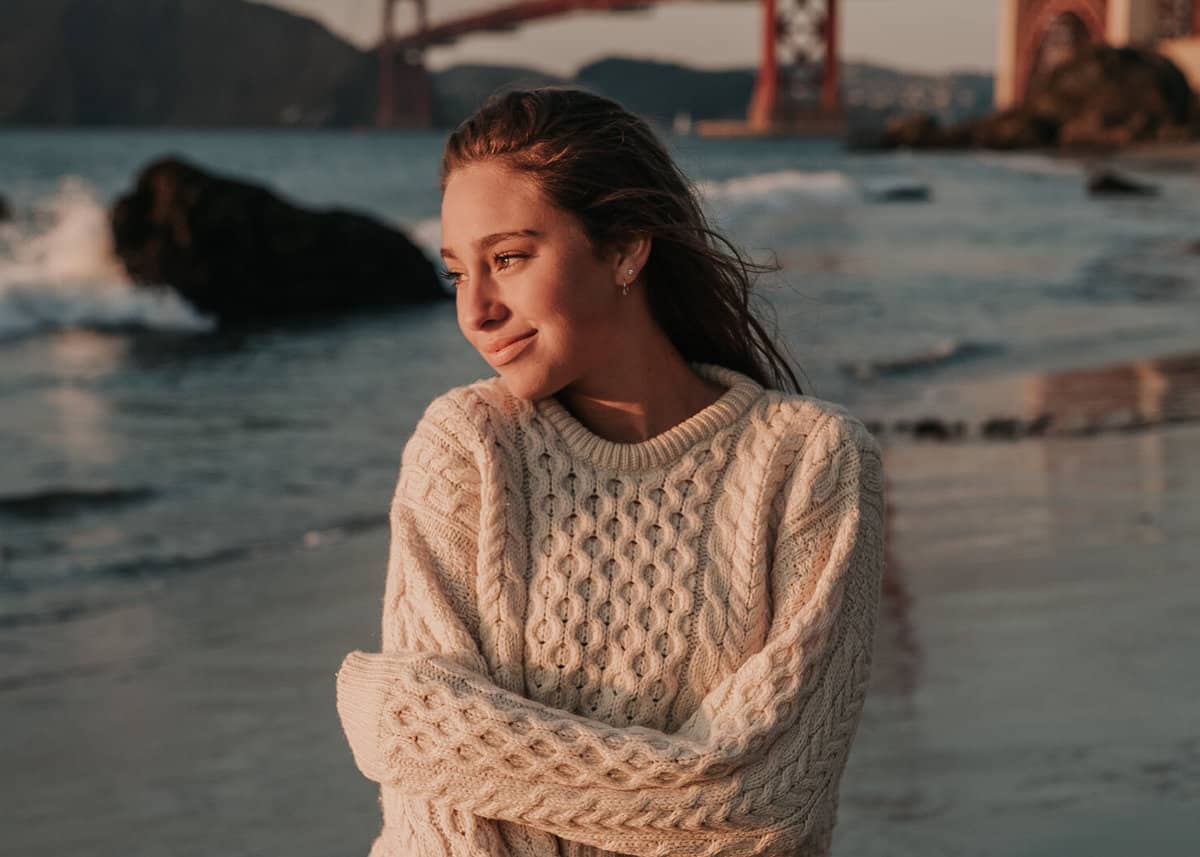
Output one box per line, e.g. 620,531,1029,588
0,0,372,125
0,0,993,128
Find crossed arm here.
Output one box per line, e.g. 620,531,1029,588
336,404,886,857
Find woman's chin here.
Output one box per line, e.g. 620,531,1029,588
495,363,558,402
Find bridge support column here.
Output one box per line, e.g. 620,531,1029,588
999,0,1113,107
746,0,843,133
377,0,433,129
1107,0,1158,44
995,0,1022,110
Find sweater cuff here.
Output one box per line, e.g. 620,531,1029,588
336,650,397,783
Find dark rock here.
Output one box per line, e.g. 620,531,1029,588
879,186,931,202
1086,168,1159,196
911,418,948,441
962,108,1060,149
1026,413,1054,436
110,156,446,324
875,45,1199,151
1029,45,1197,148
982,417,1022,440
919,418,967,441
0,192,10,221
879,113,947,148
876,107,1059,150
863,180,932,203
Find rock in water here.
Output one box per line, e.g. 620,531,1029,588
1086,169,1159,196
874,44,1200,151
1031,45,1197,148
879,113,948,149
862,178,932,202
0,193,10,222
110,156,446,323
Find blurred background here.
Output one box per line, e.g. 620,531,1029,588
1,1,1198,855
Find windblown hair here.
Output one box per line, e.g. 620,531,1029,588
439,86,805,394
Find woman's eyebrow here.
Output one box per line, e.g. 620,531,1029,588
440,229,543,260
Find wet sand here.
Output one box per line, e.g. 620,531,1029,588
2,361,1198,856
839,413,1200,856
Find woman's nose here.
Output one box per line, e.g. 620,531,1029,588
460,275,508,332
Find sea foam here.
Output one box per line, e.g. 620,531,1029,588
0,177,215,340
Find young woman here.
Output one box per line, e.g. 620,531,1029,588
336,87,886,857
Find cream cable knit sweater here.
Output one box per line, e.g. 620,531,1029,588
335,362,886,857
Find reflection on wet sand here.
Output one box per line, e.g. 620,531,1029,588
837,358,1200,855
1025,350,1200,434
863,349,1200,442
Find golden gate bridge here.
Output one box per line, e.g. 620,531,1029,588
370,0,1200,135
374,0,842,135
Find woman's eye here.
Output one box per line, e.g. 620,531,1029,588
438,253,524,287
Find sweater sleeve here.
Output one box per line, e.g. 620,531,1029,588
353,393,548,856
335,409,886,857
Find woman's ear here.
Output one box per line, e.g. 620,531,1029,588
612,233,652,283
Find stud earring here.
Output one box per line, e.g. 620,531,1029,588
621,267,635,296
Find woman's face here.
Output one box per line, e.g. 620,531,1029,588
440,161,633,401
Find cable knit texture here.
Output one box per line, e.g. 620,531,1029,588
335,361,887,857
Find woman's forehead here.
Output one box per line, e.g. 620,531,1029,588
444,161,537,200
441,172,574,256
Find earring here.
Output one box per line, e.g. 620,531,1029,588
621,267,634,296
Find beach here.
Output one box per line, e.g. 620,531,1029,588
2,131,1198,855
3,358,1198,855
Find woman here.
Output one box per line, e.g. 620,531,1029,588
336,87,886,857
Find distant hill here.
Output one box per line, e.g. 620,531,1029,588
575,57,757,123
0,0,371,125
431,64,567,128
436,57,993,131
0,0,993,128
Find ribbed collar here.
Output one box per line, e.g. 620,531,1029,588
531,362,764,471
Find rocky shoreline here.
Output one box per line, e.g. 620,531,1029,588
856,349,1200,445
860,45,1200,153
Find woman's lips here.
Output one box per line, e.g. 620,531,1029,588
489,331,536,365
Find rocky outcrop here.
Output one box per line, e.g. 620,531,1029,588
1086,169,1159,196
0,192,10,222
873,44,1200,151
110,157,446,323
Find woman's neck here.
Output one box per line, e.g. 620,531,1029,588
552,347,728,445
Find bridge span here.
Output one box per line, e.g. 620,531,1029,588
375,0,842,136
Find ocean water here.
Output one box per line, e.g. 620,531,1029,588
1,130,1199,855
2,130,1198,600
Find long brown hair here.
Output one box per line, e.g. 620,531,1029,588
439,85,806,394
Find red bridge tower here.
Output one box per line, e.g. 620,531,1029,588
377,0,434,129
377,0,844,135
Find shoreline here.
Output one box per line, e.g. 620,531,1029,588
4,389,1197,856
851,347,1200,447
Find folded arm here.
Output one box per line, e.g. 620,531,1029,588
336,412,886,856
352,392,543,856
